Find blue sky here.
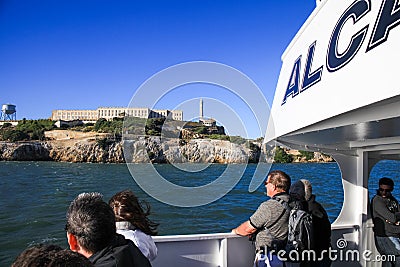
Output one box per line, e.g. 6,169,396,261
0,0,315,139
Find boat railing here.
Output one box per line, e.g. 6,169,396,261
152,222,382,267
152,232,254,267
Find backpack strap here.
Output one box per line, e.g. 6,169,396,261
273,196,291,212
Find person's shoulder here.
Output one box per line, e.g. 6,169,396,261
372,194,383,203
132,229,154,243
272,193,290,203
113,235,151,266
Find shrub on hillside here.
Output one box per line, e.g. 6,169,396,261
274,146,293,163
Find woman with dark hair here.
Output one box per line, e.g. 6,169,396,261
109,190,159,261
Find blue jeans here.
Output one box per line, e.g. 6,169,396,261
254,252,285,267
388,237,400,251
375,236,400,267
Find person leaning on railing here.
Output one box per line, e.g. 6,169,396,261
232,170,291,267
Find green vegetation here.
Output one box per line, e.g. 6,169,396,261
273,146,293,163
299,150,314,161
208,134,230,141
93,117,123,134
0,119,55,142
229,135,247,145
192,126,208,134
145,118,165,136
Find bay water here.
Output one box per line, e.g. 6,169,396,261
0,160,399,266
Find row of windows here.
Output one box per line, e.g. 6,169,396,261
53,109,183,121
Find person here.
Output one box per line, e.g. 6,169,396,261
65,192,152,267
290,179,331,267
232,170,291,267
371,177,400,267
109,190,158,261
11,244,93,267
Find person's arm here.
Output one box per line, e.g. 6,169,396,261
232,220,257,236
373,196,400,223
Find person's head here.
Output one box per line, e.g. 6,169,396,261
290,180,306,201
290,179,313,201
48,249,94,267
109,189,158,236
11,244,62,267
378,177,394,198
265,170,291,197
65,192,116,258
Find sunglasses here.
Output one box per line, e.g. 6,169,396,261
378,188,393,193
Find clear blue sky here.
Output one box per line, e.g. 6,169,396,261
0,0,315,139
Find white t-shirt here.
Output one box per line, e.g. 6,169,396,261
116,221,158,261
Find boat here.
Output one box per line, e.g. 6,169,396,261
152,0,400,266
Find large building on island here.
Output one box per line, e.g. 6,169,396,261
51,107,183,122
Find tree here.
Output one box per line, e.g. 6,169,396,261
274,146,293,163
299,150,314,160
2,129,29,142
94,118,108,132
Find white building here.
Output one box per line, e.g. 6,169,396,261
51,107,183,122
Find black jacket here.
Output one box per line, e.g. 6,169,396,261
371,194,400,237
307,195,331,253
89,234,152,267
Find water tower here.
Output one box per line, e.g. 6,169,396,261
1,104,17,121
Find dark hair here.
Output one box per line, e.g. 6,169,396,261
109,190,158,236
48,249,93,267
11,244,63,267
379,177,394,187
268,170,291,192
66,192,116,253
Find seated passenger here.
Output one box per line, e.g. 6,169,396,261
371,177,400,267
109,190,158,261
65,192,151,267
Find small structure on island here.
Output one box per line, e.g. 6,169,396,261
1,104,17,121
198,99,216,127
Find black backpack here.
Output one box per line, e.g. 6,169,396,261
274,198,314,259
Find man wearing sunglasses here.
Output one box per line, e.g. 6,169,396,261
371,177,400,266
232,170,291,267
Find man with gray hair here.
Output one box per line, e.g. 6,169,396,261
65,192,151,267
290,180,331,266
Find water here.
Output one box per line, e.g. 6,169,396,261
0,160,399,266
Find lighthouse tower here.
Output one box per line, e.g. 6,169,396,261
198,99,216,127
199,98,204,119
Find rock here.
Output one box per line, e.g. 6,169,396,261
0,142,51,161
0,134,333,163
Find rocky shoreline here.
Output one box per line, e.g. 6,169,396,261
0,135,334,163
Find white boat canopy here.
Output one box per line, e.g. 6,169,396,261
265,0,400,160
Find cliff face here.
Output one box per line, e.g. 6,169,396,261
0,137,260,163
123,137,260,164
0,142,51,161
